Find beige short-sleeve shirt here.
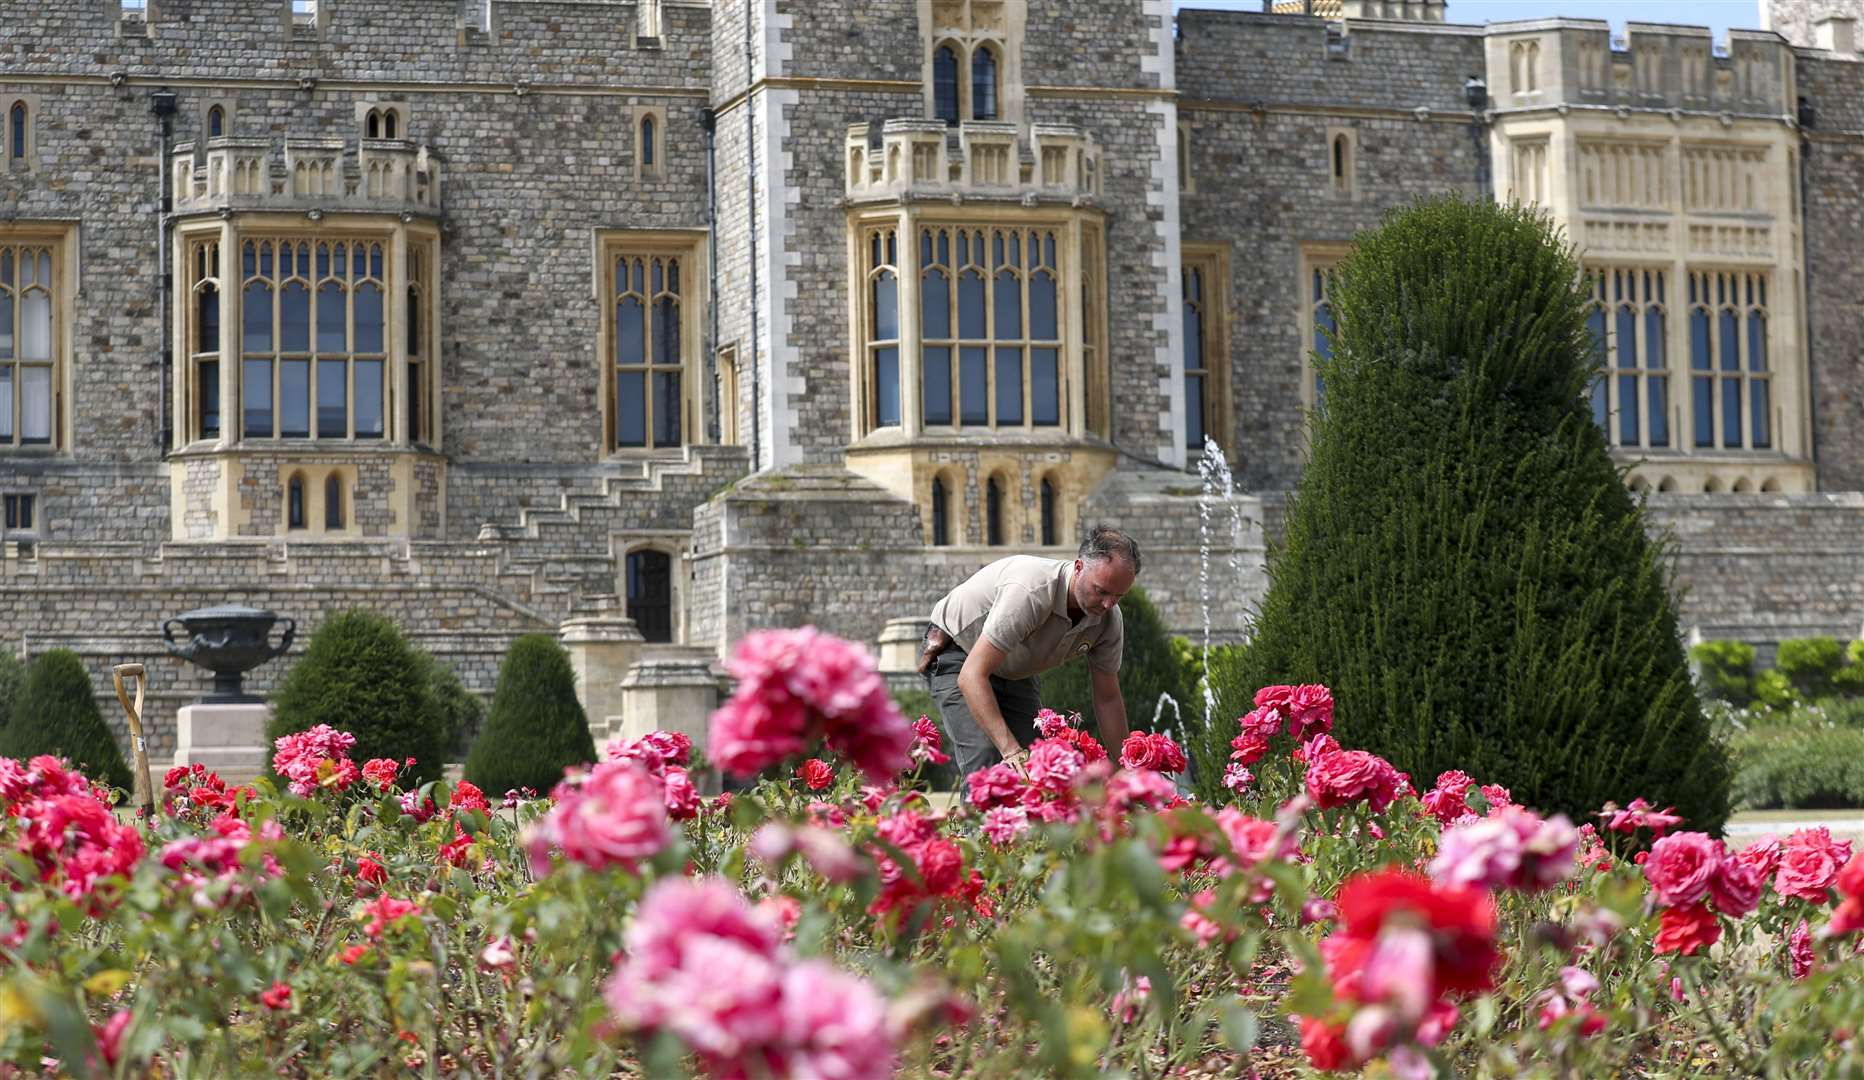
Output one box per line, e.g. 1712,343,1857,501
929,555,1124,681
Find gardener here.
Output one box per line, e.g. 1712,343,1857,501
920,524,1138,777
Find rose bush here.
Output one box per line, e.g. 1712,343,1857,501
2,630,1863,1077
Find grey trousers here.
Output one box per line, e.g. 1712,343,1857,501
926,646,1043,778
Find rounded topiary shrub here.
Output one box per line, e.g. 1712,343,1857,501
1204,196,1730,831
463,634,596,797
267,610,446,785
415,649,487,762
1040,585,1197,743
0,649,131,791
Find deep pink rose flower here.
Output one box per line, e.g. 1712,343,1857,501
1304,748,1404,812
525,761,670,875
708,627,912,782
1708,855,1765,918
1237,706,1283,740
1775,827,1853,902
1119,732,1186,773
1421,771,1476,826
1285,684,1334,741
1026,739,1086,792
1642,831,1722,908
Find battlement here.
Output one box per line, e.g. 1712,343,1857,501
1484,19,1797,116
170,137,443,219
844,120,1100,203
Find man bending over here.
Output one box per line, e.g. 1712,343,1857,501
920,525,1139,777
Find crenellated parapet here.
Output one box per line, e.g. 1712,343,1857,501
844,119,1100,204
170,137,443,219
1485,20,1797,118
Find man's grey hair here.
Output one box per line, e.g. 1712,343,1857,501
1078,524,1141,575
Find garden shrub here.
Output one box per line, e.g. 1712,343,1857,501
0,649,131,791
0,650,24,735
1775,637,1845,701
1039,586,1197,743
1204,196,1730,830
1752,668,1799,712
1730,723,1864,810
464,634,596,796
415,649,486,762
267,610,446,786
1690,640,1755,706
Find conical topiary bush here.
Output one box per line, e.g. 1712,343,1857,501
463,634,597,796
1202,196,1730,831
0,649,132,791
267,609,446,785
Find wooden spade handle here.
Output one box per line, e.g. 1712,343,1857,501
111,663,152,814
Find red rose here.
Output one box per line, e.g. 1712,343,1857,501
1653,902,1721,956
1334,869,1499,997
260,981,292,1011
796,758,835,791
1299,1016,1352,1071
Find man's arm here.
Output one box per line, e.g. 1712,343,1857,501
1090,666,1129,752
958,638,1027,763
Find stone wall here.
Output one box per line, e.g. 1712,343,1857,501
689,462,1265,653
1176,13,1485,491
1647,493,1864,644
1798,52,1864,492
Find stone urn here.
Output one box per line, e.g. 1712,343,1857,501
161,605,296,704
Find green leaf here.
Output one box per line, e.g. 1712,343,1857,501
1218,1000,1259,1052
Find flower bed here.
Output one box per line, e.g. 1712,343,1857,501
3,628,1864,1077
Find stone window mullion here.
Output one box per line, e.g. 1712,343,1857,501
389,229,409,445
899,208,922,438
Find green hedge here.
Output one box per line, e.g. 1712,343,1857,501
268,610,447,786
0,649,131,791
1730,724,1864,810
1203,196,1729,830
463,634,596,796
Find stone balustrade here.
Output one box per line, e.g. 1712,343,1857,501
171,137,443,218
845,120,1101,203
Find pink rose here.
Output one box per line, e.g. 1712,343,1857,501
1421,771,1475,826
982,806,1030,845
1119,732,1187,774
1237,707,1283,740
1737,836,1783,878
1026,740,1086,792
1286,684,1335,741
1304,748,1404,812
708,627,913,782
1229,731,1270,766
965,763,1024,810
1775,827,1853,902
1642,831,1723,908
525,761,670,875
1708,855,1765,919
661,767,701,821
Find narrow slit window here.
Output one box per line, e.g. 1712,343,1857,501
208,106,225,139
287,475,305,530
641,116,656,169
323,474,343,530
985,476,1005,546
931,476,950,546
